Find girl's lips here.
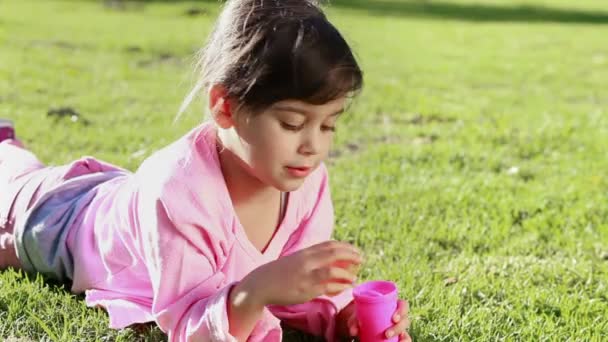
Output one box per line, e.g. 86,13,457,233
285,166,312,178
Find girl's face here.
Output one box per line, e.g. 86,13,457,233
224,97,345,192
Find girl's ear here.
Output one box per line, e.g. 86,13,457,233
209,84,233,129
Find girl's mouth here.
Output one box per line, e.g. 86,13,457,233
285,166,312,178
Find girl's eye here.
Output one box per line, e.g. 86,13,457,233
281,122,302,131
322,125,336,132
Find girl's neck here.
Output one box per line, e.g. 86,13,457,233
216,141,279,207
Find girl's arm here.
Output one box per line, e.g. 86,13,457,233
227,279,266,340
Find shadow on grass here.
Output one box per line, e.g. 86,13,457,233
0,269,327,341
112,0,608,24
1,270,434,341
282,324,326,342
329,0,608,24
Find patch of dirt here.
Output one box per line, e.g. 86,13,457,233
30,40,81,50
328,150,342,159
328,133,439,163
346,142,360,152
444,277,459,286
103,0,145,11
136,52,182,67
375,112,457,126
406,113,456,125
125,45,143,53
374,135,405,144
470,82,508,90
327,141,361,163
185,7,209,17
510,208,543,227
47,106,91,126
412,134,439,145
376,134,438,146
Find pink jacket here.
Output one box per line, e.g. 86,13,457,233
66,122,352,341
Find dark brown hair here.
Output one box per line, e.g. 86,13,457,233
181,0,363,115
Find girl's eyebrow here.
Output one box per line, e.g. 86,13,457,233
273,104,344,117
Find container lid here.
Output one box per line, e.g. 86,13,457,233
353,280,398,303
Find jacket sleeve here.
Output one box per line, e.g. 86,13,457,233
268,164,354,341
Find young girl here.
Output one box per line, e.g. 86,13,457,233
0,0,410,341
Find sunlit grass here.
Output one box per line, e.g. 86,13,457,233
1,0,607,340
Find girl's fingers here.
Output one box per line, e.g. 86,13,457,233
319,249,362,268
321,266,358,283
400,332,412,342
393,300,409,322
402,300,409,315
317,240,361,255
323,281,354,297
313,241,362,265
311,264,356,285
386,318,410,339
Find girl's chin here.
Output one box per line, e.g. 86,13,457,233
271,177,306,193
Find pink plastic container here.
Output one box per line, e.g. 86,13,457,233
0,119,15,142
353,280,399,342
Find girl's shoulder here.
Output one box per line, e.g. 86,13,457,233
134,122,216,192
132,123,235,265
134,121,229,225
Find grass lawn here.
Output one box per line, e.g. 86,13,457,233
1,0,607,340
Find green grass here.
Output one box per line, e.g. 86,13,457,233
1,0,608,340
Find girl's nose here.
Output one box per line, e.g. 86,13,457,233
298,128,322,156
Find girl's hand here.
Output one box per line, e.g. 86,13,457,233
242,241,362,306
340,299,411,342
